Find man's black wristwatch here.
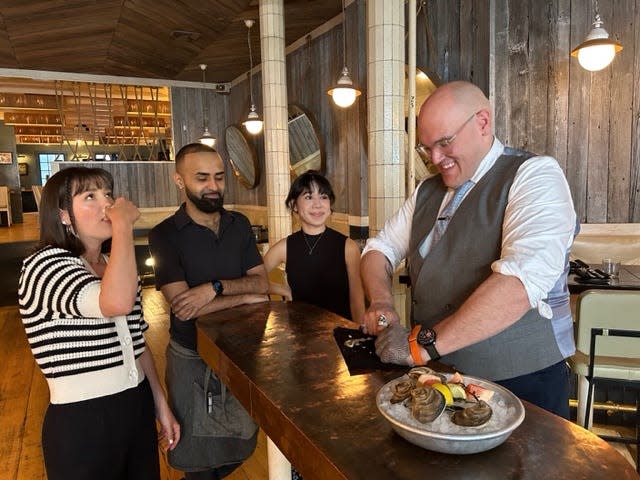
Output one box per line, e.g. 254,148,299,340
211,280,224,296
416,327,441,361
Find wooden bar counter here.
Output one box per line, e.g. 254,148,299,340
196,301,638,480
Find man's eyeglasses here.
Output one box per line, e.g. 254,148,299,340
415,112,479,162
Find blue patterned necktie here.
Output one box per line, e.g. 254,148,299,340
430,180,474,248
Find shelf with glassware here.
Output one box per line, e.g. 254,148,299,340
15,126,172,146
0,94,171,115
124,99,171,116
13,125,62,144
112,116,170,128
3,112,63,126
0,93,59,110
102,127,171,143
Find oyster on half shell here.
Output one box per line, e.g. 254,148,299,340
410,387,446,423
390,379,415,404
451,400,493,427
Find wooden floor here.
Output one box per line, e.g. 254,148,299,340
0,224,268,480
0,212,40,244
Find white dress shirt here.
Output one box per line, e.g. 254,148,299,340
363,138,577,318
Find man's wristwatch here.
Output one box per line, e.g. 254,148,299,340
409,326,441,364
211,280,224,296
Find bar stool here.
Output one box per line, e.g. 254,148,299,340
568,289,640,472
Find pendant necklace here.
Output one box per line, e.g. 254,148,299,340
302,230,325,255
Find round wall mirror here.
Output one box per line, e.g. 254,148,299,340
288,104,325,177
225,124,259,189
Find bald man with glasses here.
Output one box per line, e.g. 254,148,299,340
360,80,577,418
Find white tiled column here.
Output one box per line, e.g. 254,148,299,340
260,0,292,245
366,0,405,235
366,0,407,324
258,4,293,478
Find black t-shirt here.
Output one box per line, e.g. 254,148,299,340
149,204,263,350
286,227,351,320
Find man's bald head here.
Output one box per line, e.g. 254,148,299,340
419,81,491,123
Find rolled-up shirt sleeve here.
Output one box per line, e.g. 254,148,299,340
493,156,576,316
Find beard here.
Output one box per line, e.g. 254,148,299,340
185,187,224,213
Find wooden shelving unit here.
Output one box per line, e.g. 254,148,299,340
0,80,172,148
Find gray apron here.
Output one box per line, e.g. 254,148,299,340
165,340,258,472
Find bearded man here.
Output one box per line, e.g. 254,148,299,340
149,143,269,480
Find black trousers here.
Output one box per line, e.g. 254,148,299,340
42,378,159,480
496,360,570,419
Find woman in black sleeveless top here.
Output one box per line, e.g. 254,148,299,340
263,170,365,322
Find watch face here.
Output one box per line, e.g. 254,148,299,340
417,328,436,346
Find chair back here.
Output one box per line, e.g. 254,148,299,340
576,290,640,359
32,185,43,211
0,185,11,226
0,186,9,208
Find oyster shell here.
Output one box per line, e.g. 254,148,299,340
451,400,493,427
407,366,446,385
390,379,416,404
407,366,435,381
410,387,445,423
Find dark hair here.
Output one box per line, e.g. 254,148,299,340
285,170,335,210
175,143,217,170
38,167,113,255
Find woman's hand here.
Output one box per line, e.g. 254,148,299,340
156,400,181,452
105,196,140,228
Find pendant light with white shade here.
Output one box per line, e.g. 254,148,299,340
198,64,216,148
570,2,622,72
327,0,361,108
243,19,263,135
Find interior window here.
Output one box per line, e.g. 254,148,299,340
38,153,65,185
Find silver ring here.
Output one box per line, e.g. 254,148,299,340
377,314,388,327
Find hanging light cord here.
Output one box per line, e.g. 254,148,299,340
592,0,604,25
341,0,347,69
247,23,255,107
201,65,208,132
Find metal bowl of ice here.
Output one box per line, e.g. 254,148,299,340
376,373,525,454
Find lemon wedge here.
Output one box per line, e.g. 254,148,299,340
431,383,454,405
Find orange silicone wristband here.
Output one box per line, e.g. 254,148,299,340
409,325,425,366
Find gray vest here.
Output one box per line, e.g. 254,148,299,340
408,150,565,380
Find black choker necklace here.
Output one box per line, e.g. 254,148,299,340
302,230,325,255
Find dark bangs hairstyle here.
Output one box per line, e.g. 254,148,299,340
38,167,114,255
285,170,335,211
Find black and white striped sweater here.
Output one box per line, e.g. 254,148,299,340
18,245,148,404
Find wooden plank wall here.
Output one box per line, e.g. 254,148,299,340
285,0,367,217
418,1,489,94
170,0,367,219
171,75,264,209
490,0,640,223
54,161,181,208
171,0,639,225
